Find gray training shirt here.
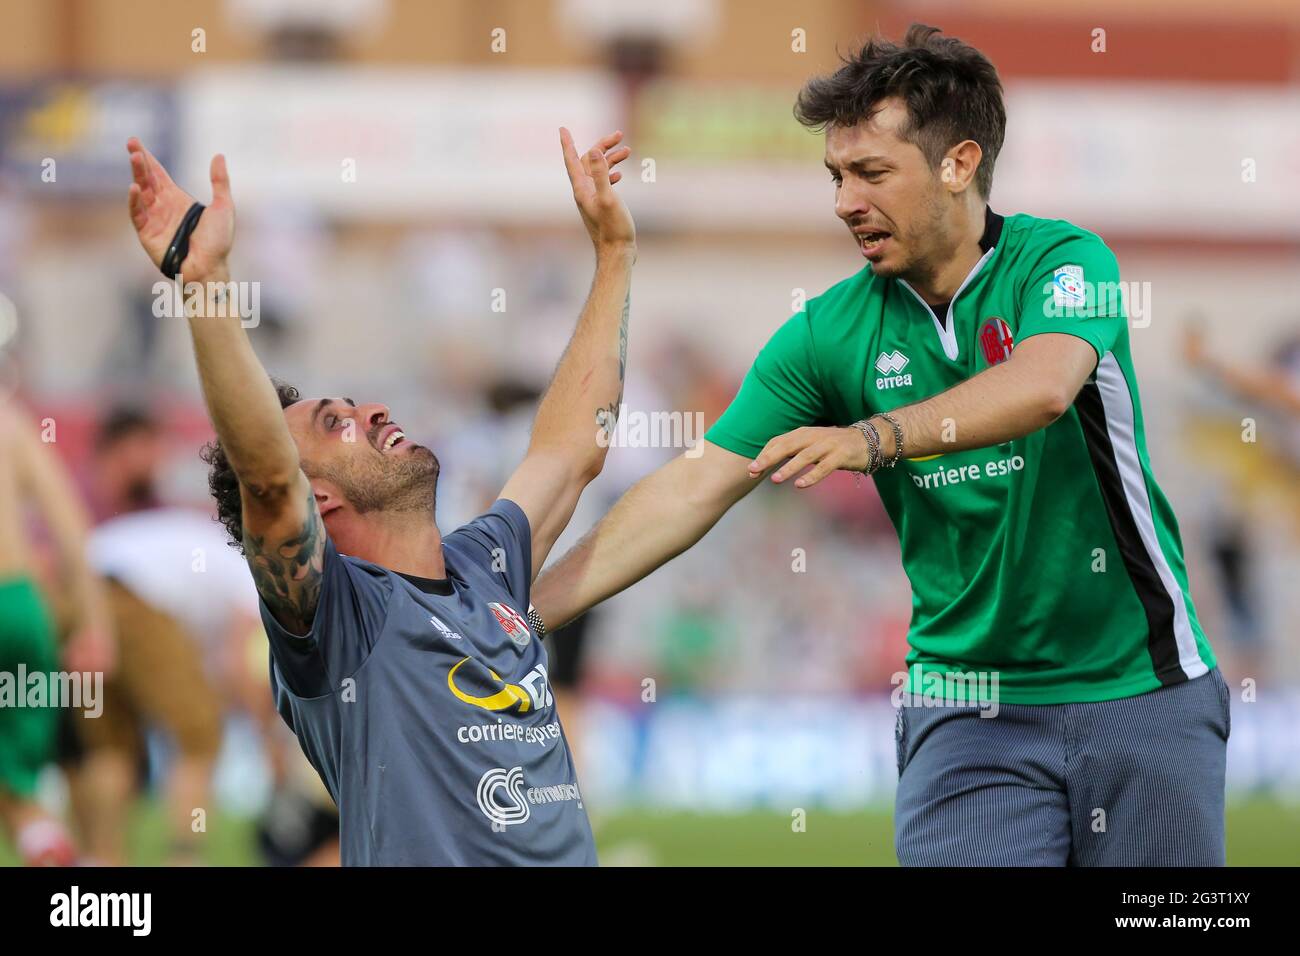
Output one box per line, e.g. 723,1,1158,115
259,499,597,866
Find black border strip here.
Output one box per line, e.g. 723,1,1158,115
1075,381,1186,685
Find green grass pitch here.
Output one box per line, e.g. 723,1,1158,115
3,798,1296,866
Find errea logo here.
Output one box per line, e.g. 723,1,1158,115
875,350,909,374
874,350,912,390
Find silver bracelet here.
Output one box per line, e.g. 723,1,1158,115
874,411,905,468
850,419,882,475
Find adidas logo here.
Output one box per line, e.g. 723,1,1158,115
430,616,462,640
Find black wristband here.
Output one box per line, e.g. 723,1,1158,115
160,201,206,280
527,606,547,639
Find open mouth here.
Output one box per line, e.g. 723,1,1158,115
376,425,407,452
857,231,891,256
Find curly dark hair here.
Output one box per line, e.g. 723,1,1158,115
794,23,1006,198
200,380,301,554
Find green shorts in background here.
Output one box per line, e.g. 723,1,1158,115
0,576,59,798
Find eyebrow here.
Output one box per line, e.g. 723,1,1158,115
825,156,894,173
311,397,357,429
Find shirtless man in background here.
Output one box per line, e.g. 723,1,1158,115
0,403,113,864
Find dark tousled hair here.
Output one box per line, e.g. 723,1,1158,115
200,380,301,554
794,23,1006,198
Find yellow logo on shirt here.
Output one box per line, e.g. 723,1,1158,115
447,658,550,714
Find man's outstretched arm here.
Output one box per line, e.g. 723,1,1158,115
534,336,1091,629
500,128,636,580
531,439,760,631
125,138,322,635
749,333,1098,487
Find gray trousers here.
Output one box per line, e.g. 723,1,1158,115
894,667,1231,866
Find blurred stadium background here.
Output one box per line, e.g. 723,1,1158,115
1,0,1298,865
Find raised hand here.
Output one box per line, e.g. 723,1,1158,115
559,127,635,253
126,137,235,281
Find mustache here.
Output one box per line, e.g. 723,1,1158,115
846,218,892,232
367,421,399,449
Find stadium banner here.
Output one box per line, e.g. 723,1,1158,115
579,690,1300,809
175,67,620,220
0,81,177,196
997,83,1300,240
631,80,1300,237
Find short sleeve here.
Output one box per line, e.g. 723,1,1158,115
705,312,828,460
258,536,393,697
1016,234,1126,366
445,499,533,608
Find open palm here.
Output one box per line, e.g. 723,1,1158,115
127,137,235,280
559,127,635,250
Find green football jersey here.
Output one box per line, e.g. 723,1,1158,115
706,209,1214,704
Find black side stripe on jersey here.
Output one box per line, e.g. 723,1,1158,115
1075,381,1186,685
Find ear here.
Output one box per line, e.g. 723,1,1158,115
943,140,983,193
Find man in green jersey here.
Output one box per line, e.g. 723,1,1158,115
533,25,1228,866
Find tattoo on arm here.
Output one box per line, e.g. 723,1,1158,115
596,399,619,438
244,492,326,635
618,290,630,382
596,290,632,434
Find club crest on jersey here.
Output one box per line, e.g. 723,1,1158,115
488,602,532,649
979,317,1014,366
1052,265,1086,306
874,350,912,390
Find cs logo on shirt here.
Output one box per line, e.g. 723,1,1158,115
476,766,583,829
477,766,529,828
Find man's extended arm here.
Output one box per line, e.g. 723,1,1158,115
750,333,1098,486
500,128,636,580
531,439,759,631
126,138,323,635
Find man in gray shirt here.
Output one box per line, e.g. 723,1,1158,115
124,127,635,865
